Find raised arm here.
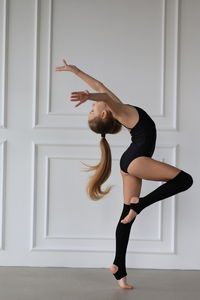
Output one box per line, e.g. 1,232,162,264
55,60,123,108
55,59,138,126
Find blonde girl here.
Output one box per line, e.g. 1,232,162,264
56,60,193,289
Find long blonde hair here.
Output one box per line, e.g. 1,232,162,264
85,114,122,200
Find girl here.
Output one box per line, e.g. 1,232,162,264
55,60,193,289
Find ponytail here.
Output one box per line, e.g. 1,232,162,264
85,136,112,200
85,114,122,200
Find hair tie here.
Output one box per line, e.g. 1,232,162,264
101,133,106,138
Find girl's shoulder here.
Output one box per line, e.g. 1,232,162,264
115,104,140,130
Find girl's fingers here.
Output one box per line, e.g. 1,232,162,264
75,103,81,107
70,95,80,100
71,91,84,95
70,95,80,101
55,66,65,71
63,59,68,66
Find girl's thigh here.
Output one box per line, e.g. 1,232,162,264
127,156,180,181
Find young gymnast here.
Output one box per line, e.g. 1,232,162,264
55,60,193,289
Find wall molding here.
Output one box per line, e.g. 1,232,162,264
44,156,162,242
32,0,179,131
0,140,7,250
30,142,177,254
32,0,39,128
0,0,8,128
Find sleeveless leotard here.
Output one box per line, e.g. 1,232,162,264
120,106,157,173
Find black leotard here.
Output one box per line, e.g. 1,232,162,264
120,106,157,173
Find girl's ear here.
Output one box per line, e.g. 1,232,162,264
101,110,110,120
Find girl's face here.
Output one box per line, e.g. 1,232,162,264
88,101,109,121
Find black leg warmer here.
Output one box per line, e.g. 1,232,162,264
130,170,193,214
113,204,136,280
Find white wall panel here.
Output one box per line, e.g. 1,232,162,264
33,0,179,130
31,143,176,255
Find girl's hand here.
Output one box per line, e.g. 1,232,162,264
55,59,78,73
70,90,90,107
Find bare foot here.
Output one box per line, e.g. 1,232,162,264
121,197,139,224
109,265,134,289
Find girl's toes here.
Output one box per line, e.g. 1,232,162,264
121,217,129,224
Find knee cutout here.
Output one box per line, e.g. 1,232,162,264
173,170,193,191
185,172,193,189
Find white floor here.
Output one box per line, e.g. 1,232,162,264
0,267,199,300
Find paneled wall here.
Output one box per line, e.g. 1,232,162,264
0,0,199,269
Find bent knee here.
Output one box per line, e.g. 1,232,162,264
184,172,193,189
174,170,193,191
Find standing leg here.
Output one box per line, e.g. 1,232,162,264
110,171,141,289
121,157,193,224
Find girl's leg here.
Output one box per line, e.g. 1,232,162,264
110,171,141,289
121,157,193,224
121,171,142,205
127,156,181,181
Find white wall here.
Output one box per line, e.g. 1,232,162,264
0,0,199,269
